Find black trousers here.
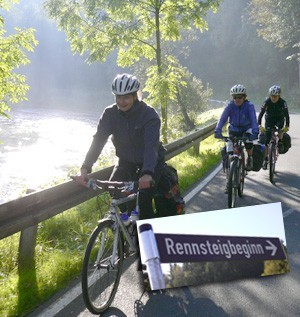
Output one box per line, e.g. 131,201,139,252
229,131,253,150
109,159,165,220
264,118,284,145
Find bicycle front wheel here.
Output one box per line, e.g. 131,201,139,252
238,158,245,197
82,219,124,314
228,159,238,208
269,142,276,183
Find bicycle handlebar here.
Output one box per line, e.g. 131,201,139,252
266,126,280,132
220,135,250,143
70,175,139,197
90,179,138,193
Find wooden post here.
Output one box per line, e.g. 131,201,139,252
18,189,37,270
193,141,200,156
18,225,38,270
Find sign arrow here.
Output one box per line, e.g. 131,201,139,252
265,240,277,256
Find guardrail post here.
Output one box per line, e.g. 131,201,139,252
18,225,38,270
193,141,200,156
18,189,38,271
17,190,39,312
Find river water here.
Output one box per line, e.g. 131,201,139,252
0,107,114,204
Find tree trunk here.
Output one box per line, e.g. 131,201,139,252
177,92,195,130
155,6,168,144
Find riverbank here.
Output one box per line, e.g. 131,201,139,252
0,107,114,203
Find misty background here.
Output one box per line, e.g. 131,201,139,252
5,0,298,113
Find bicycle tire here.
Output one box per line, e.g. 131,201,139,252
238,157,245,197
82,219,124,314
269,142,276,183
228,159,238,208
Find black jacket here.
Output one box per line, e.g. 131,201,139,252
82,100,165,175
257,97,290,127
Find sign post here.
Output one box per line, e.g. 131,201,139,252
138,223,166,290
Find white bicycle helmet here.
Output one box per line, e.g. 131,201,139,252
269,85,281,96
112,73,140,95
230,84,247,95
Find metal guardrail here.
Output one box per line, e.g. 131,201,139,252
0,122,217,240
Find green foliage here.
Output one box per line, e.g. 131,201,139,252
249,0,300,63
167,259,265,288
44,0,221,141
285,86,300,111
0,233,20,276
0,0,38,118
44,0,219,63
0,195,108,317
170,67,213,131
144,56,186,107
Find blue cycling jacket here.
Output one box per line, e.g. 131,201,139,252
215,100,259,136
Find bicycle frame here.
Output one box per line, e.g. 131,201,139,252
224,137,247,181
268,128,279,161
223,136,247,208
108,194,139,263
79,179,141,314
232,139,246,167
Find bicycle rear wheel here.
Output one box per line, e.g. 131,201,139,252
82,219,124,314
238,158,245,197
269,142,276,183
228,159,238,208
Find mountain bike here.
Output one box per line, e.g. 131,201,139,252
74,179,140,314
266,126,280,183
222,135,248,208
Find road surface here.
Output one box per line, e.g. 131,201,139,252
28,114,300,317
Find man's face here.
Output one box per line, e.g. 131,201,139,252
116,94,136,112
232,94,246,106
270,95,280,103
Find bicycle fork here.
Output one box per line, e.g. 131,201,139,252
94,226,120,271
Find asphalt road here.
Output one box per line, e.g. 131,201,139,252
29,113,300,317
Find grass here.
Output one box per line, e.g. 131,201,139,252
0,109,224,317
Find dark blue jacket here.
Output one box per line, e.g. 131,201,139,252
82,100,165,175
215,100,259,135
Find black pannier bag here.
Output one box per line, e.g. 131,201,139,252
252,143,265,172
154,164,185,217
279,132,291,154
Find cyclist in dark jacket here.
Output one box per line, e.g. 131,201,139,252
257,85,290,169
215,84,259,192
75,73,166,220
